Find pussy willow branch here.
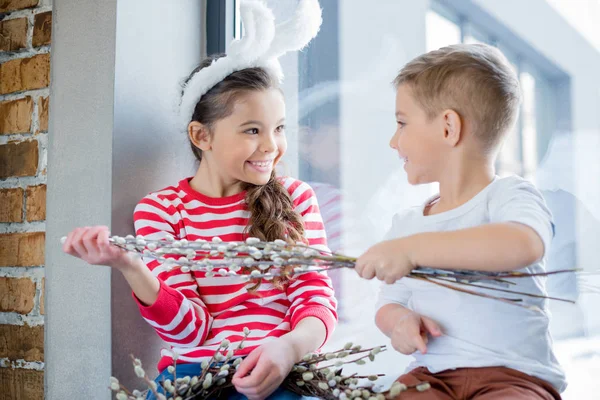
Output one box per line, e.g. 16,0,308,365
62,235,584,308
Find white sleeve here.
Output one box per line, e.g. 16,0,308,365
376,212,413,311
488,177,554,257
376,280,412,311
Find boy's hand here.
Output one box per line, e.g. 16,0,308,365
391,311,442,355
62,226,136,271
355,239,415,283
232,337,296,400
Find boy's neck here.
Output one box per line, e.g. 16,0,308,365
189,161,245,198
427,157,495,216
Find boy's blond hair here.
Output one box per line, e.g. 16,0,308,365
394,44,521,153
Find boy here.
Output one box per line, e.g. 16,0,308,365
356,44,565,399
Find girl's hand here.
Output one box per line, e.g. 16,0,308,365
232,337,297,400
355,238,416,283
391,311,442,355
62,226,136,271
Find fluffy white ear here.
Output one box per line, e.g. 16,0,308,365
179,0,323,129
179,0,276,130
228,0,276,63
262,0,322,60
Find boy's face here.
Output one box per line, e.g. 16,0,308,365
390,84,446,185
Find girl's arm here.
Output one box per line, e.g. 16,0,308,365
62,225,160,305
280,316,327,359
117,254,161,305
231,317,326,400
232,181,337,400
132,193,214,349
285,180,338,344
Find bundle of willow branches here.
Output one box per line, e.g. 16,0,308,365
109,338,430,400
91,234,580,310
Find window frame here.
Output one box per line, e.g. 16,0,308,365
428,0,572,177
206,0,236,55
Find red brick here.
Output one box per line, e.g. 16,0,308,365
0,232,45,267
0,324,44,361
0,0,39,13
0,97,32,134
0,54,50,95
32,11,51,47
0,277,36,314
0,17,27,52
39,277,44,315
0,368,43,400
37,96,48,132
25,184,45,221
0,140,39,179
0,187,23,222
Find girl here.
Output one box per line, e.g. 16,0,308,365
62,56,338,400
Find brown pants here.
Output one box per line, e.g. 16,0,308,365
394,366,562,400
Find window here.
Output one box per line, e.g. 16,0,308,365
425,2,563,180
218,3,597,398
425,9,461,51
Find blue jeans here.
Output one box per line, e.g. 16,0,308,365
146,363,303,400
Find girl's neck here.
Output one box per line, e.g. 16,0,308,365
189,161,245,198
427,156,495,215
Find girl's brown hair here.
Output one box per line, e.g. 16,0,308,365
185,56,305,288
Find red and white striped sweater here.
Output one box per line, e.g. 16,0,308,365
133,177,338,372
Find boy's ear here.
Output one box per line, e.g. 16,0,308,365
188,121,212,151
443,109,462,147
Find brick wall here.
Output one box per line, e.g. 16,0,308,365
0,0,51,398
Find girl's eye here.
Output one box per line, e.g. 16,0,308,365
245,128,259,135
275,125,285,133
397,121,406,128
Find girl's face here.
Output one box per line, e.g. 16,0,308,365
205,89,287,186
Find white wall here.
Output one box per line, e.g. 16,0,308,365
46,0,116,398
545,0,600,53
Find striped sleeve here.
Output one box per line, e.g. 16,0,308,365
283,179,338,346
133,192,213,348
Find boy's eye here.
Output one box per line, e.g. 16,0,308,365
245,128,259,135
397,121,406,128
275,125,285,133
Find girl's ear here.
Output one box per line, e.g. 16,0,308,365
442,109,462,147
188,121,212,151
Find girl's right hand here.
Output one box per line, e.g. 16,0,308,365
391,311,442,355
62,226,136,271
232,337,296,400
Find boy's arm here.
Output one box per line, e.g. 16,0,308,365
402,221,544,272
358,178,553,278
376,303,413,338
405,178,553,273
376,278,414,337
376,302,442,355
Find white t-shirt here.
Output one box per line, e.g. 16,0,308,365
377,175,567,392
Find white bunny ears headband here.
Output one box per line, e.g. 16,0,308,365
179,0,323,130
